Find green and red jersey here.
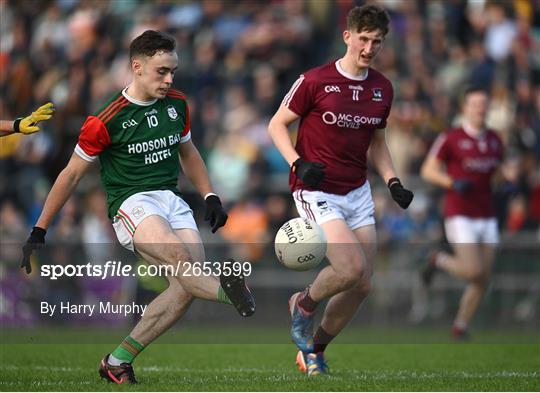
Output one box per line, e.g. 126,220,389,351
75,88,191,218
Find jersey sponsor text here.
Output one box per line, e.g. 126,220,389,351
322,111,382,128
126,133,181,165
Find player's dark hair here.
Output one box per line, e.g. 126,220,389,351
347,5,390,36
129,30,176,61
460,85,489,105
463,85,489,97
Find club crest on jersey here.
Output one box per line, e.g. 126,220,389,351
478,140,487,153
167,105,178,120
372,88,382,102
458,140,474,150
132,206,145,219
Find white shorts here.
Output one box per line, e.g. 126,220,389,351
112,190,198,252
444,215,499,244
293,182,375,230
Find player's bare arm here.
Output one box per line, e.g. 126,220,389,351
421,154,454,190
268,105,301,166
0,120,16,136
178,139,214,197
368,128,398,183
269,105,325,188
369,128,414,209
20,153,92,273
178,139,228,233
35,153,93,230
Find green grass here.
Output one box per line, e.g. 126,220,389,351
2,325,538,344
1,330,539,391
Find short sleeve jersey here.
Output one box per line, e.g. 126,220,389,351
429,126,504,218
74,88,191,218
283,60,394,195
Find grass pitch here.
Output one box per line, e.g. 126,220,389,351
1,329,538,391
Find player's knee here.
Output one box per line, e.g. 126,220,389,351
336,261,364,289
350,279,371,298
471,269,491,286
165,280,194,309
163,245,192,267
359,279,371,296
467,267,486,283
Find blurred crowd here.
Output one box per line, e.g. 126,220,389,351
1,0,540,251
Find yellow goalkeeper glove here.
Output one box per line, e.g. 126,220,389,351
14,102,55,134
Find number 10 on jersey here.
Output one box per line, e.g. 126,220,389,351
147,115,158,128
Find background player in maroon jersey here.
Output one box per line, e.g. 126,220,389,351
421,86,504,340
268,5,413,375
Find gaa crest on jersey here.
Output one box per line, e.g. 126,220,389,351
167,105,178,120
324,85,341,93
372,88,382,102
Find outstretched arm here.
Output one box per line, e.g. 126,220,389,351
0,102,55,137
21,153,92,274
35,153,92,229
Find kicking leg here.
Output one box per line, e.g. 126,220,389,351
134,216,221,300
134,217,254,315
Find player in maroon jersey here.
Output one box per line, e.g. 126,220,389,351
421,86,504,340
268,5,413,376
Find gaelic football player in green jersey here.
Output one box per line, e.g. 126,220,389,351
20,30,255,384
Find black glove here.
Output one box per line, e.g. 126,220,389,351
388,177,414,209
293,158,326,188
21,226,46,274
452,179,473,194
204,195,228,233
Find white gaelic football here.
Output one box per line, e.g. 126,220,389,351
274,218,327,271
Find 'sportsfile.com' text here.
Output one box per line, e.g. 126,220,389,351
40,260,252,280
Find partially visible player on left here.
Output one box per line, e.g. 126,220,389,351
0,102,55,137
